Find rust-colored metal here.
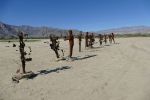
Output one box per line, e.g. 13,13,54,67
104,34,107,44
88,33,95,48
99,34,103,45
49,35,60,58
111,33,115,43
85,32,89,47
108,34,112,44
18,32,26,74
78,31,82,52
68,30,74,57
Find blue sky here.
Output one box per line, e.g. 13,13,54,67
0,0,150,31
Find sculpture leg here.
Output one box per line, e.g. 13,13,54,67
21,58,26,74
79,42,81,52
69,45,73,57
54,50,60,58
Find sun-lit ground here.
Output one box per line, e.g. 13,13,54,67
0,37,150,100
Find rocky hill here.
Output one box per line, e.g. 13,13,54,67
0,21,80,38
98,26,150,34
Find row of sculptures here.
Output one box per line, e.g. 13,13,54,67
49,30,115,59
17,30,115,74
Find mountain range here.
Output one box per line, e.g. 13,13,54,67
0,21,80,38
97,26,150,34
1,21,150,38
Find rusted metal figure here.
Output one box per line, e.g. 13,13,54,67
99,34,103,45
88,33,93,48
91,33,95,44
67,30,74,57
111,33,115,43
85,32,89,47
49,35,60,58
78,31,82,52
18,32,26,74
104,34,107,44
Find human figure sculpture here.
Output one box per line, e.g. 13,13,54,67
49,35,60,58
18,32,26,73
78,31,82,52
68,30,74,58
99,34,103,45
91,33,95,46
104,34,107,44
111,33,115,43
85,32,89,48
89,33,94,48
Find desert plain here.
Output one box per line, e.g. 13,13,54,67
0,37,150,100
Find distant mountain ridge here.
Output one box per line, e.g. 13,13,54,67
98,26,150,34
0,21,80,38
1,21,150,38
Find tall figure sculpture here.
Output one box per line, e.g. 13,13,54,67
91,33,95,47
111,33,115,43
89,34,93,48
99,34,103,45
78,31,82,52
91,33,95,43
85,32,89,48
104,34,107,44
18,32,26,74
68,30,74,58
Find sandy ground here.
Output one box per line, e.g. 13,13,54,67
0,37,150,100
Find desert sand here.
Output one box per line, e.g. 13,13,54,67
0,37,150,100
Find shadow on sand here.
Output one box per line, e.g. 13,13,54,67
67,54,97,61
57,54,97,62
28,66,71,79
115,42,120,45
86,46,104,49
104,44,111,46
73,54,97,60
85,46,104,52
